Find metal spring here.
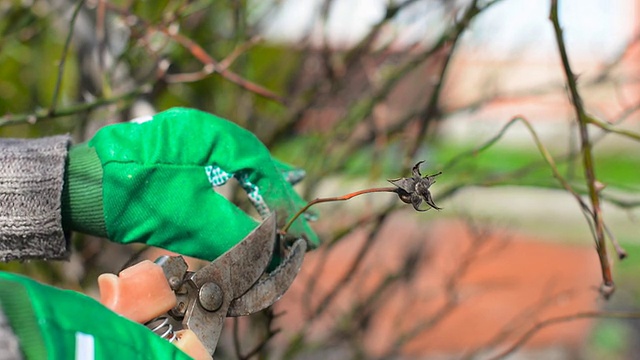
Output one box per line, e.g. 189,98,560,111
145,316,177,343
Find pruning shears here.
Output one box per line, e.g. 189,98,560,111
98,214,307,358
148,214,306,356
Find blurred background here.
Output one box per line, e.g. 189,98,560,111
1,0,639,358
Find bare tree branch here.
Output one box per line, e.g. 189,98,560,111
0,86,149,127
50,0,87,114
550,0,613,297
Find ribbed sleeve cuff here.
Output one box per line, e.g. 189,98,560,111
62,144,107,238
0,135,71,261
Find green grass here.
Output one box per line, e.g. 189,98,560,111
436,141,640,189
273,136,640,193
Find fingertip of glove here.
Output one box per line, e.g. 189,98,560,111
273,158,306,185
282,169,306,185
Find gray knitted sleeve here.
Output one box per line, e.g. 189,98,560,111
0,136,71,262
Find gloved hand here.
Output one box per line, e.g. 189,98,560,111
0,271,192,359
62,107,318,261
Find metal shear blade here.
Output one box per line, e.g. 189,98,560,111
228,236,307,316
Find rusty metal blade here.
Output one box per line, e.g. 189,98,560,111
184,214,277,354
191,213,276,297
227,237,307,316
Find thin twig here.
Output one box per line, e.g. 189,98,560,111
451,116,595,222
267,0,402,144
103,2,284,103
378,220,499,359
96,0,106,75
218,36,263,70
442,99,640,216
167,31,283,102
442,115,629,262
282,187,397,233
232,317,242,359
550,0,613,297
584,115,640,142
487,310,640,360
0,86,149,127
604,224,627,259
462,288,580,359
301,211,385,320
237,309,281,360
312,203,394,318
163,36,262,84
405,0,480,163
328,244,424,347
50,0,86,114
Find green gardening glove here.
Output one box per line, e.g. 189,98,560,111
62,107,318,261
0,271,192,359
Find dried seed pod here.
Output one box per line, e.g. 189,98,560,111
388,161,442,211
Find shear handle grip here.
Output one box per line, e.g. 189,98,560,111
174,330,212,360
98,260,177,323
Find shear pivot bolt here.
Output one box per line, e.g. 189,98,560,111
168,276,182,290
199,282,223,312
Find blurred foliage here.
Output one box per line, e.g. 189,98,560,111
587,319,633,359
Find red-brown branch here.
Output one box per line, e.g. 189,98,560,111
282,187,398,233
